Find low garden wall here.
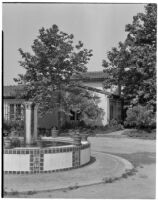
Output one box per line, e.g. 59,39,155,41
4,141,91,174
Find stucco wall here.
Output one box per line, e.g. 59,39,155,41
4,154,30,171
3,81,122,127
44,152,73,171
83,82,109,126
80,147,91,165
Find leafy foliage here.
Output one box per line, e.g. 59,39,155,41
124,105,156,131
3,120,24,131
14,25,103,128
64,82,103,120
15,25,92,103
102,4,156,110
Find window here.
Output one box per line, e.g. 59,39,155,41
4,103,9,121
10,104,14,120
9,103,23,121
16,104,22,120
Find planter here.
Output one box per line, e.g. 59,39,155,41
10,130,17,137
51,129,58,137
3,130,9,137
68,129,74,137
4,138,11,148
73,134,81,146
80,134,89,141
36,140,42,147
10,137,21,148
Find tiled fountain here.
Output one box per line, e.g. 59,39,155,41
3,101,91,174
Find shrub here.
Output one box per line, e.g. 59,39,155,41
61,120,94,130
109,119,118,127
124,105,156,131
108,119,124,130
3,120,24,131
11,138,21,148
61,121,75,130
3,120,24,137
3,121,12,131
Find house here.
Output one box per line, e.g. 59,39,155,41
3,71,122,129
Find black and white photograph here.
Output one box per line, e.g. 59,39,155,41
2,1,156,199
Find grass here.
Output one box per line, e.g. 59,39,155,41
27,190,37,195
3,190,19,197
102,177,118,183
68,184,79,190
122,168,137,178
3,189,37,197
102,168,137,184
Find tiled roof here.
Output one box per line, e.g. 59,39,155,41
3,85,25,98
3,71,107,97
71,71,107,81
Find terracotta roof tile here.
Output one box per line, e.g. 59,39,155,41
3,71,107,97
3,85,25,97
71,71,107,81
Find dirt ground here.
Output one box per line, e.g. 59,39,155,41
5,132,156,199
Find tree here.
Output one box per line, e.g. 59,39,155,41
102,4,157,110
14,25,103,129
63,82,103,122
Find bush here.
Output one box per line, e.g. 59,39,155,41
3,120,24,137
11,138,21,148
3,121,12,131
61,120,93,130
61,121,75,130
3,120,24,131
109,119,118,127
108,119,124,130
124,105,156,131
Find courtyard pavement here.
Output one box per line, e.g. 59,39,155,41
3,130,156,198
4,144,132,193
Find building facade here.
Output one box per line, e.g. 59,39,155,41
3,71,122,129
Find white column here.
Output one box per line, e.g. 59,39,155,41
24,102,33,145
33,104,39,140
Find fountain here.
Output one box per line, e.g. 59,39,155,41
3,101,91,174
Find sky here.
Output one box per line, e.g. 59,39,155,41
3,3,145,85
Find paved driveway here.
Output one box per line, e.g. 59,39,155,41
4,131,156,198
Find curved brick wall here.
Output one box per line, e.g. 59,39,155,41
4,142,91,174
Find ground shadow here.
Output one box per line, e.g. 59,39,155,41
111,152,156,167
79,156,96,169
89,156,96,165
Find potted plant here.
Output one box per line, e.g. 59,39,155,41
4,137,11,148
51,126,58,137
73,130,82,146
11,137,21,148
68,129,74,137
80,132,89,141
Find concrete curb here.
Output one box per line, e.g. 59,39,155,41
4,152,134,194
102,152,133,171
